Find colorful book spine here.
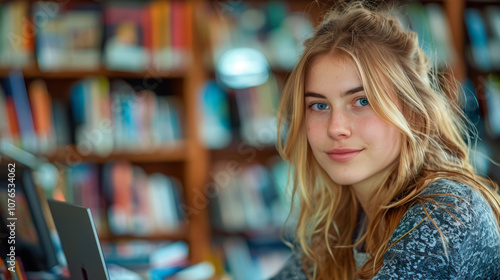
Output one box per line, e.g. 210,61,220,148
8,70,37,152
0,85,13,144
103,3,148,71
465,8,491,71
28,79,55,154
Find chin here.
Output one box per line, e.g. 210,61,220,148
329,175,359,186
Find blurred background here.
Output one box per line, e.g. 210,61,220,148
0,0,499,279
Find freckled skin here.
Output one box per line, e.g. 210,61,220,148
304,55,402,204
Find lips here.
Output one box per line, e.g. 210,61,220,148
326,149,363,162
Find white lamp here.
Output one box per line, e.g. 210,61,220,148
216,48,270,89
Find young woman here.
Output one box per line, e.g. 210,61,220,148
271,2,500,279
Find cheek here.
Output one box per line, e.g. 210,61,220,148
359,115,401,149
305,120,324,147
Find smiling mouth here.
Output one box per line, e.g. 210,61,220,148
326,149,363,162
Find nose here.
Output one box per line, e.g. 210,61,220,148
327,109,352,140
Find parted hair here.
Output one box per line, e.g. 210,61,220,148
276,1,500,279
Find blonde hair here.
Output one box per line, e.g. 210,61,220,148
276,2,500,279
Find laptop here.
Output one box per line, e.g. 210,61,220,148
47,199,142,280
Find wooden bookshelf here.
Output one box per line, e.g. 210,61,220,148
0,66,187,79
43,143,187,163
0,0,211,266
99,228,189,242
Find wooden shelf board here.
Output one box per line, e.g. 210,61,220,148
43,142,187,163
99,230,188,242
0,66,187,79
209,143,279,163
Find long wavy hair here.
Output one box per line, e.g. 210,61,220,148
276,2,500,279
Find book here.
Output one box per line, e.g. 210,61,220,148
66,163,103,231
148,173,182,233
150,0,172,70
170,1,189,69
485,75,500,138
131,166,155,236
65,7,101,70
4,92,21,148
426,3,456,67
7,70,37,152
199,81,232,149
0,85,13,145
103,3,148,72
485,6,500,70
485,6,500,39
405,2,439,65
223,238,260,280
0,2,33,68
235,75,280,147
109,161,134,235
33,1,66,71
51,100,71,148
28,79,55,154
465,8,491,71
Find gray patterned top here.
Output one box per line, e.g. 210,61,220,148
269,179,500,279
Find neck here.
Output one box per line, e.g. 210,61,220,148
351,164,396,220
352,178,386,222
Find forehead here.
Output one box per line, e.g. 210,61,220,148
305,53,363,95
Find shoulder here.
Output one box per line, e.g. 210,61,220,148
392,178,498,240
377,178,500,279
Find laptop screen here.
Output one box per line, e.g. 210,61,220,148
0,165,58,271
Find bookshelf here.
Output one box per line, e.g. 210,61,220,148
0,0,212,268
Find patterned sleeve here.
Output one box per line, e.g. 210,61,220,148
372,179,500,280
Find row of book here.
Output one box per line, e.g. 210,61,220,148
48,162,185,236
70,77,183,156
464,7,500,71
201,1,458,72
0,72,183,155
199,76,281,149
201,1,313,71
0,0,193,72
209,158,294,233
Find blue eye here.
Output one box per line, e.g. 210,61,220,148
309,102,329,111
354,97,369,107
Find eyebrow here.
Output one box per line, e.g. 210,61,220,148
304,86,364,99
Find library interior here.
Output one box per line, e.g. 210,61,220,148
0,0,499,279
